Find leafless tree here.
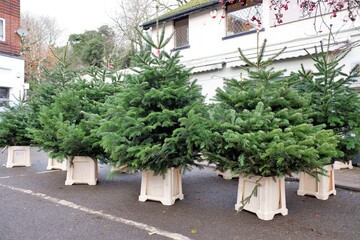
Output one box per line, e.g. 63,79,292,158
110,0,152,55
109,0,187,63
269,0,359,31
21,12,63,82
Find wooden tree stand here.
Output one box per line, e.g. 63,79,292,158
235,175,288,221
333,160,353,170
297,164,336,200
47,158,67,171
139,167,184,206
65,156,98,185
6,146,31,168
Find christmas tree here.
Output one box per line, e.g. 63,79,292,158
292,41,360,162
98,27,207,175
29,46,122,162
26,46,81,142
0,100,32,147
204,40,338,177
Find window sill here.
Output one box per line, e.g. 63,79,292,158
222,28,265,40
172,45,190,51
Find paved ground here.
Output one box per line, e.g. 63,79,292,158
332,167,360,191
1,147,360,240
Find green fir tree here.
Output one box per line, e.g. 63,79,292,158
30,79,120,162
98,27,207,175
292,41,360,162
27,45,81,137
28,46,122,162
0,100,32,147
204,40,339,177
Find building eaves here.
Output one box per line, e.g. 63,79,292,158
142,0,219,30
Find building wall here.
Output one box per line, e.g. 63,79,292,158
0,54,25,101
149,2,360,102
0,0,21,56
0,0,25,110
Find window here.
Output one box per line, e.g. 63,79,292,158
174,17,189,48
226,1,263,36
0,87,10,107
0,18,5,41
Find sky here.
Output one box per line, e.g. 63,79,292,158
21,0,120,45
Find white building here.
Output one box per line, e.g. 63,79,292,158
0,0,27,111
0,55,26,108
142,0,360,102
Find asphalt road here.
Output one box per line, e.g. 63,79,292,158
1,148,360,240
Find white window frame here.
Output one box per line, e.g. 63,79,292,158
0,18,5,41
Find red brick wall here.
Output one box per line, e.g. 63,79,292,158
0,0,21,57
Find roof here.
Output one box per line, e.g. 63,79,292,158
142,0,219,30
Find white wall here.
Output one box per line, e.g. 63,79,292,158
149,3,360,103
0,55,26,110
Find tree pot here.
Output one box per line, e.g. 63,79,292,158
65,156,98,185
139,167,184,206
47,158,67,171
235,175,288,221
215,169,239,180
297,164,336,200
110,165,136,174
333,160,353,170
6,146,31,168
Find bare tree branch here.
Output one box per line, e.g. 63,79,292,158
20,12,63,82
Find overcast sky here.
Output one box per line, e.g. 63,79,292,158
21,0,120,44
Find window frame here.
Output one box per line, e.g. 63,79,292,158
224,1,263,38
173,17,189,50
0,18,5,42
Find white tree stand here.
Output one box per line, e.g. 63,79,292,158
333,160,353,170
139,167,184,206
65,156,98,185
216,169,239,180
235,175,288,221
6,146,31,168
297,164,336,200
47,158,67,171
110,165,136,174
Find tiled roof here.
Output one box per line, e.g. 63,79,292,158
142,0,218,29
